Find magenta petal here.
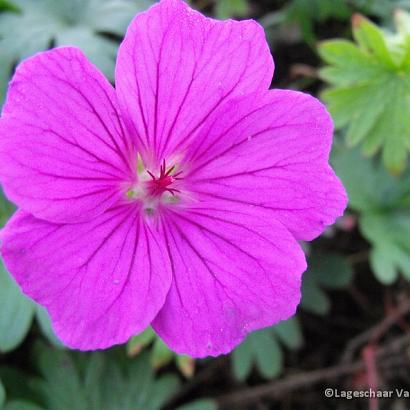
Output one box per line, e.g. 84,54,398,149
184,90,348,241
1,207,172,349
115,0,273,165
152,205,306,357
0,47,134,224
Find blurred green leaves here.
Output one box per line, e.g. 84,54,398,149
0,0,408,406
0,379,5,408
301,252,353,315
176,400,217,410
0,0,152,105
335,148,410,283
286,0,351,43
0,260,34,352
215,0,248,20
361,212,410,283
0,0,18,11
355,0,410,20
0,191,14,227
3,402,45,410
319,13,410,173
0,256,64,352
231,317,303,380
30,347,179,410
230,252,355,381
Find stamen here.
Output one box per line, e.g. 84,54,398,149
146,159,183,198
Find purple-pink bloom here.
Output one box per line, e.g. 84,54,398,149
0,0,347,357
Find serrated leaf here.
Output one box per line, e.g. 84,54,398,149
352,14,394,66
361,212,410,283
320,13,410,173
0,260,34,352
233,328,283,380
32,348,88,410
231,317,303,381
31,346,179,410
333,148,410,211
334,148,410,283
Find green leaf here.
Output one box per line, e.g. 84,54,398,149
151,338,174,369
370,245,400,284
359,0,410,20
0,0,19,12
35,307,63,348
301,252,353,315
0,190,14,227
0,260,34,352
319,13,410,173
0,46,13,111
301,274,330,315
232,337,253,381
251,330,283,379
272,317,303,350
284,0,351,43
0,366,41,404
0,0,153,82
4,402,45,410
334,148,410,283
32,347,88,410
55,26,117,80
31,345,179,410
176,399,217,410
309,254,353,288
352,14,394,66
231,317,303,381
361,212,410,283
333,148,410,212
0,379,5,408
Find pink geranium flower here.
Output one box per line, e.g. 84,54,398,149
0,0,347,357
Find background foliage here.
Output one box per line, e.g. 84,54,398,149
1,0,410,409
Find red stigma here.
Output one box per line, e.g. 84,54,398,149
146,159,182,197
